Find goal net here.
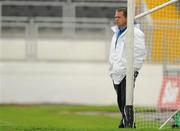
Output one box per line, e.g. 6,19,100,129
134,0,180,129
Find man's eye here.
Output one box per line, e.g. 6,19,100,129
115,16,120,19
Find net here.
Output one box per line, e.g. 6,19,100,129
135,0,180,129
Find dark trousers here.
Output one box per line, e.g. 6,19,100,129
113,71,138,123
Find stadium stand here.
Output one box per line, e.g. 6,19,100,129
3,5,63,17
0,0,127,38
0,0,128,44
1,0,126,18
144,0,180,62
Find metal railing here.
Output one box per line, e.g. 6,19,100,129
0,16,112,62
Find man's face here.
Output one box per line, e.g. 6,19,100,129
114,11,127,28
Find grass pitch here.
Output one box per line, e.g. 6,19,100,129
0,104,178,131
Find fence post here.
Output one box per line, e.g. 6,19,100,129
25,18,37,61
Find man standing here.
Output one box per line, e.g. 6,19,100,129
109,7,146,128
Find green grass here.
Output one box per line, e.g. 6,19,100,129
0,104,178,131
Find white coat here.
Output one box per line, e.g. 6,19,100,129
109,25,146,84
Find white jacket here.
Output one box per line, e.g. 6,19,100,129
109,25,146,84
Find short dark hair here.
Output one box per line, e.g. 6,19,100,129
116,7,127,17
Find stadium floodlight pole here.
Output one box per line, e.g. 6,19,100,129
135,0,178,20
125,0,135,128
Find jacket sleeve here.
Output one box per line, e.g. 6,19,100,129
134,29,146,71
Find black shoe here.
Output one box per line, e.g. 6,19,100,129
124,123,136,128
118,120,125,128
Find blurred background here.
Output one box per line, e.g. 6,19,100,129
0,0,179,108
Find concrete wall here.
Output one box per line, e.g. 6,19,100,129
0,38,163,106
0,38,108,61
0,62,163,106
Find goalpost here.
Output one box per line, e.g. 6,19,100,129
126,0,179,128
125,0,135,128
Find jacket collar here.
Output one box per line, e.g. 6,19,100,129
111,25,119,33
111,23,141,33
111,25,127,37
